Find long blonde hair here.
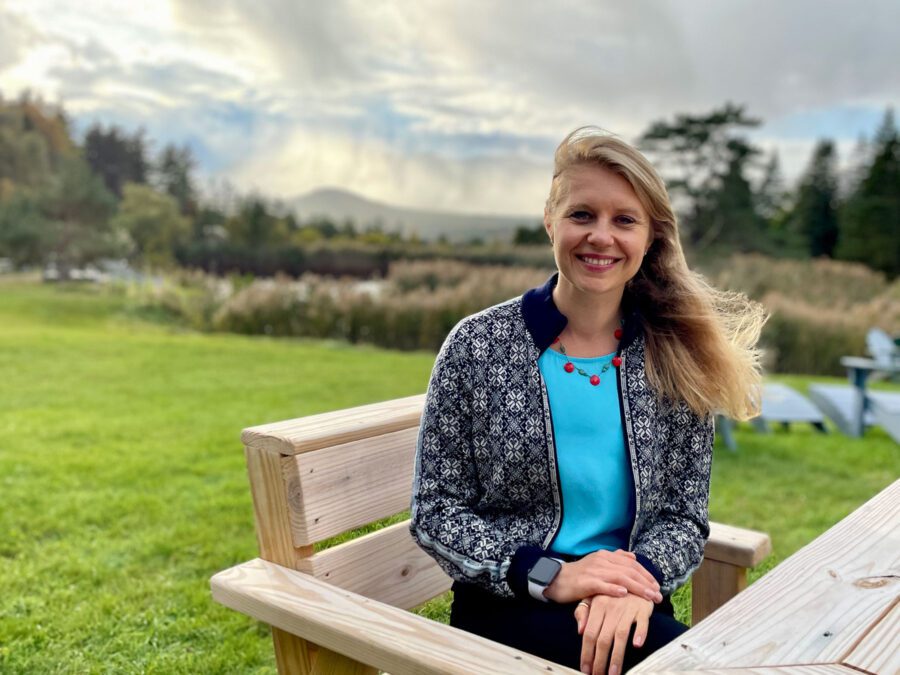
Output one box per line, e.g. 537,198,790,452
547,127,766,420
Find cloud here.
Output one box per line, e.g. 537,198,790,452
224,125,552,216
2,0,898,212
0,7,39,72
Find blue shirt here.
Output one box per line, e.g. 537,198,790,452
538,347,635,556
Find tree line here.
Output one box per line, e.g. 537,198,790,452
515,103,899,278
1,93,898,279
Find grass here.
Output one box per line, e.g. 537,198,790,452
0,277,897,673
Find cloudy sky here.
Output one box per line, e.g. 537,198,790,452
1,0,898,216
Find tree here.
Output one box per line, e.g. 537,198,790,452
44,158,122,275
111,183,190,267
83,123,149,198
513,223,547,245
155,144,197,215
837,109,900,277
225,196,290,249
0,158,121,274
639,103,770,251
789,140,841,258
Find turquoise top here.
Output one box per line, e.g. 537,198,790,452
538,348,635,556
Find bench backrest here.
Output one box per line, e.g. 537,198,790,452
241,394,771,624
242,394,450,611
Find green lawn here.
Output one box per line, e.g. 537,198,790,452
0,279,897,673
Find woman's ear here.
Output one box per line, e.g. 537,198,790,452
544,211,554,244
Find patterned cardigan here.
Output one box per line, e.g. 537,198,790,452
409,274,714,599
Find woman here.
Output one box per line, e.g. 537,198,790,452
410,127,765,675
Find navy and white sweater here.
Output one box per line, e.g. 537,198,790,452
410,274,714,600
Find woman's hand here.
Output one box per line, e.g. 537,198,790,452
574,593,653,675
543,549,663,604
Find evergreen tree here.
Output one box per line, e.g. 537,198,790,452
837,109,900,278
83,123,149,198
639,103,770,251
790,140,841,258
155,144,197,215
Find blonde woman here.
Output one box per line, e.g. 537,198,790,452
411,127,765,675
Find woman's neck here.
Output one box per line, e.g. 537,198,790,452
552,278,624,354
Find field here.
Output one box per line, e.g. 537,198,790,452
0,278,897,674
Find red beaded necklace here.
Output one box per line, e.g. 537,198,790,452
552,326,623,386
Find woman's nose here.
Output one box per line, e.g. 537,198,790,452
586,219,614,246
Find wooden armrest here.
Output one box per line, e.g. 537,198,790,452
211,558,579,675
705,522,771,568
241,394,426,456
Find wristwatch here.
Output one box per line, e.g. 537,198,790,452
527,556,563,602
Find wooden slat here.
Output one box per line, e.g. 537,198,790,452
310,648,377,675
631,479,900,672
242,395,425,456
246,446,311,568
246,446,315,674
842,597,900,675
704,522,771,568
282,428,419,546
644,667,858,674
211,558,580,675
692,559,747,625
297,520,451,610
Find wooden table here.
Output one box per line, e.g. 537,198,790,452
631,479,900,675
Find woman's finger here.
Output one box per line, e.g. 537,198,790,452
580,599,607,673
607,620,631,675
590,571,660,603
591,613,619,675
574,600,590,635
633,607,651,648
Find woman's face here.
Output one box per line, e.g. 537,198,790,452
545,164,652,301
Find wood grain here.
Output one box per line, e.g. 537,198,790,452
631,479,900,672
842,597,899,675
246,445,316,674
309,647,378,675
211,558,580,675
692,559,746,625
705,522,771,568
282,427,419,545
297,521,451,610
642,667,857,674
241,395,425,456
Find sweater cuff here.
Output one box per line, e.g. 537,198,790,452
506,545,546,600
634,552,665,587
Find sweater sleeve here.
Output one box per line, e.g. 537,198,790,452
631,403,714,595
409,320,541,598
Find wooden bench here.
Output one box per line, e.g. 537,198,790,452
210,394,771,675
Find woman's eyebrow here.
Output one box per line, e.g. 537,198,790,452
566,202,643,216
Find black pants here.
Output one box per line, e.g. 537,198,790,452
450,581,688,672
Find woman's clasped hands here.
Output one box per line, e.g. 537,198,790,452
542,549,662,605
542,549,661,675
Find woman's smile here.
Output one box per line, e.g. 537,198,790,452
576,254,622,271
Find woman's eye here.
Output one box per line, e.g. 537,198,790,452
569,211,592,222
616,215,636,225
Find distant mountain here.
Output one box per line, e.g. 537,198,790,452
288,187,541,243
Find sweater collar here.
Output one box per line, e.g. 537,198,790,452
521,272,642,354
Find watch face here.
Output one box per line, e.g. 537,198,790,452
528,557,562,585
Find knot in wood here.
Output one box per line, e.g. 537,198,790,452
853,575,894,589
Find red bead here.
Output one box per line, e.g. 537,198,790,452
589,375,600,386
564,362,575,373
614,328,623,339
553,336,560,344
612,356,622,367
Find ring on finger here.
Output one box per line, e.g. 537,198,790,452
577,600,590,609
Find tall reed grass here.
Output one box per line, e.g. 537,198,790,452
127,255,898,375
